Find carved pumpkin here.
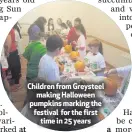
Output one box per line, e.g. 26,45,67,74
74,61,85,72
104,78,117,96
70,51,79,61
64,45,72,53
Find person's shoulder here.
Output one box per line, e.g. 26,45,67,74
97,52,104,57
86,52,92,57
80,34,85,39
71,27,75,29
32,24,38,28
31,24,40,32
97,52,105,60
40,54,47,60
36,42,47,53
40,54,53,62
39,54,47,65
70,27,75,32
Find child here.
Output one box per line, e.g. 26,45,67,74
67,18,86,44
60,23,69,35
5,28,21,90
38,35,63,82
1,35,13,100
14,23,22,55
23,27,47,82
66,20,73,30
56,18,63,33
28,17,47,42
47,18,54,32
105,65,131,95
73,25,86,58
85,39,106,76
23,27,47,107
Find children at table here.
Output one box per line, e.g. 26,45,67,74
38,35,63,82
105,65,132,95
85,39,106,76
67,18,86,44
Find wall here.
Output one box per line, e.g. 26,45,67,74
19,1,128,48
18,1,131,67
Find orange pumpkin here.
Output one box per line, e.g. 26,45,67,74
104,78,117,96
74,61,85,72
64,45,72,53
70,51,79,61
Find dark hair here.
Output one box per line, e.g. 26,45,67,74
99,42,103,55
57,18,62,25
74,17,81,24
48,18,54,31
46,35,63,52
75,24,86,37
13,22,22,39
28,17,47,34
66,20,72,29
61,23,67,29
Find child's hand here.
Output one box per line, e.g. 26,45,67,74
104,69,117,76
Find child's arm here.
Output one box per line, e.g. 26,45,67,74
104,68,117,76
92,68,105,73
77,36,86,50
78,46,85,50
105,65,132,77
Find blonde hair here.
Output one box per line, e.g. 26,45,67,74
89,39,103,54
89,39,101,45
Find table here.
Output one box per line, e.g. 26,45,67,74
55,48,96,79
55,48,123,120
